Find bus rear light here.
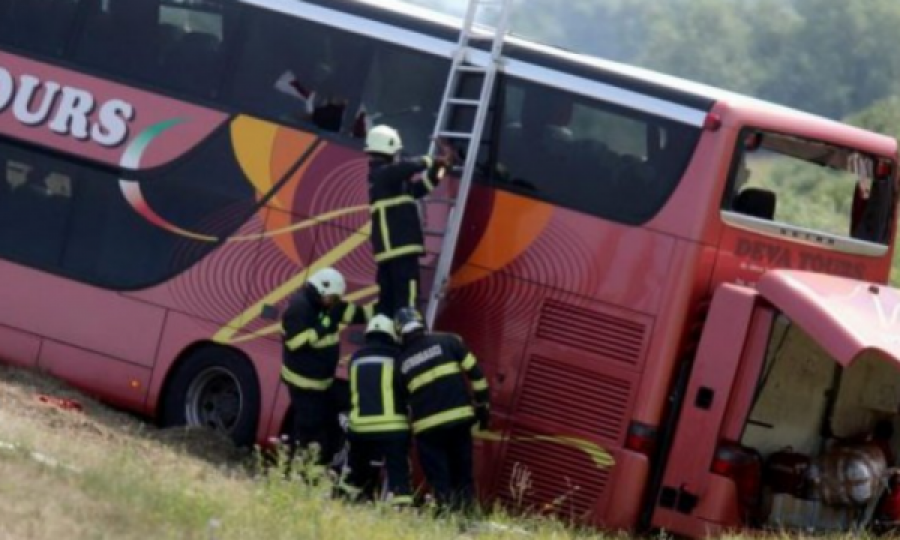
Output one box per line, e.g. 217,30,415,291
711,441,764,523
711,443,742,475
876,159,894,180
703,113,722,132
625,421,658,456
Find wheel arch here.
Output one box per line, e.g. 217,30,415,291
156,340,262,431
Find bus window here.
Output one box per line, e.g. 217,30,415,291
723,131,896,245
0,134,254,289
227,9,368,135
157,0,228,99
495,77,702,224
72,0,230,98
0,155,72,269
73,0,162,83
358,45,448,156
0,0,79,57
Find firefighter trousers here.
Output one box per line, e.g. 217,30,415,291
345,435,412,503
376,254,420,318
416,423,475,512
286,386,342,470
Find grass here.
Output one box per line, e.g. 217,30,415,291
0,367,891,539
0,365,622,540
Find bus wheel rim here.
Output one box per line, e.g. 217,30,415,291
185,366,244,434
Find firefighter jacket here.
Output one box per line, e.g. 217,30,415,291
281,285,373,392
348,337,409,439
368,156,445,263
397,332,489,435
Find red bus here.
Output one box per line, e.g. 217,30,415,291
1,0,898,535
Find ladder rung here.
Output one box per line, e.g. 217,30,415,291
423,229,447,237
447,98,481,107
438,131,474,139
457,65,487,74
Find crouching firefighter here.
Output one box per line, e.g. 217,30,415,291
340,315,413,506
394,307,490,513
280,267,373,475
365,125,455,317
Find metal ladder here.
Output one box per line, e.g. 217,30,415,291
423,0,513,330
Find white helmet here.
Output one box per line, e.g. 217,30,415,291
307,267,346,298
366,314,397,341
365,125,402,155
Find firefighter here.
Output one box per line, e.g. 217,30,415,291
341,314,413,505
365,125,455,317
393,307,490,513
280,266,373,473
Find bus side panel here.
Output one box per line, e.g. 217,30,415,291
0,260,166,368
631,240,718,425
646,103,736,244
39,339,152,411
0,323,41,369
489,291,647,526
438,266,543,499
603,450,650,529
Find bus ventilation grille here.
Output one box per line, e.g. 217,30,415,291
517,354,630,441
536,300,647,367
498,425,610,522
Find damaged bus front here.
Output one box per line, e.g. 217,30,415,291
653,269,900,536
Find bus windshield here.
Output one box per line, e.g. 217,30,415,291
726,130,897,246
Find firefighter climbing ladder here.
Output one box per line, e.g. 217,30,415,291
423,0,513,329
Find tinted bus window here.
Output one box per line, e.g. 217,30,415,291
495,78,702,224
359,45,448,156
0,0,79,57
228,8,369,136
0,135,254,289
73,0,230,99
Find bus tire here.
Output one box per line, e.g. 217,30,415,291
160,346,261,448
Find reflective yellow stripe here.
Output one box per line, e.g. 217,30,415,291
461,353,477,371
472,378,489,391
350,418,409,433
413,406,474,433
408,280,417,309
351,414,409,425
370,195,415,212
382,359,395,416
362,303,374,321
342,304,356,324
389,494,413,506
311,333,340,348
408,363,461,393
286,328,317,351
374,244,424,262
379,208,391,252
281,365,332,390
350,362,360,418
